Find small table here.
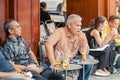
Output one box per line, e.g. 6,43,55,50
63,64,82,80
77,59,99,80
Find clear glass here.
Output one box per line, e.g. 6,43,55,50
54,50,62,69
62,53,69,69
54,50,70,69
80,47,87,61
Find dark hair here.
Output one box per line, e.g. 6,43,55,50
4,19,15,36
40,2,47,8
91,16,106,29
90,19,95,28
109,15,120,22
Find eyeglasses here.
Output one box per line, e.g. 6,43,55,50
10,25,21,30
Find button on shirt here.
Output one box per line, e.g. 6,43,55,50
46,27,89,59
3,37,36,66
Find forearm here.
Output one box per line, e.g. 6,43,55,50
12,64,27,73
0,72,18,78
101,32,114,47
112,35,120,40
86,46,90,55
45,42,56,66
29,50,39,65
79,46,89,55
109,28,119,41
15,64,26,70
83,33,90,55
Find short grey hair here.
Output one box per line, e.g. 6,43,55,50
66,14,82,25
4,19,15,36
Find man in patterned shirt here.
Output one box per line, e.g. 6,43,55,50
0,46,34,80
2,19,63,80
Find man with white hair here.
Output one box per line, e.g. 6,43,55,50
45,14,93,80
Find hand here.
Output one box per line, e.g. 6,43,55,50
52,67,61,73
22,72,32,77
27,66,43,73
50,64,62,73
15,72,29,77
14,66,23,73
111,28,118,36
11,62,24,73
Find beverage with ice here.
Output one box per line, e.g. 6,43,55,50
62,53,69,69
63,60,69,69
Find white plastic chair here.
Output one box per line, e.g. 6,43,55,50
45,20,56,35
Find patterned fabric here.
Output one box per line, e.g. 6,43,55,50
0,46,15,72
46,27,89,58
3,36,36,66
0,47,7,60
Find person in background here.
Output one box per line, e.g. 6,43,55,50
102,19,110,37
116,0,120,15
61,0,67,22
40,2,51,22
0,46,34,80
104,15,120,73
108,15,120,40
103,15,120,40
108,15,120,72
45,14,93,80
87,16,116,76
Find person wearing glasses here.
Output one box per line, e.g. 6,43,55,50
0,46,34,80
2,19,63,80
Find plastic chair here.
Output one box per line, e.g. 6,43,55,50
39,21,49,64
40,21,49,42
45,20,56,35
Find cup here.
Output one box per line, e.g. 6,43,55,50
63,59,69,69
81,53,86,61
54,50,63,69
55,60,62,69
81,48,87,61
62,53,69,69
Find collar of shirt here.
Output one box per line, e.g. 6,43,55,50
7,36,22,43
65,27,78,42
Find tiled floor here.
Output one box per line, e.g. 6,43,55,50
66,72,120,80
89,73,120,80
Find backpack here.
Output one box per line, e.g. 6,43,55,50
111,53,120,73
109,42,120,73
114,54,120,68
110,44,120,73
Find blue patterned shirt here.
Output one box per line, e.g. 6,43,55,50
3,36,36,66
0,46,15,72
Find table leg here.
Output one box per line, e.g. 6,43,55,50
65,70,67,80
83,64,85,80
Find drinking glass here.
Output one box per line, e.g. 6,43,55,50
62,53,69,69
81,48,87,61
54,50,62,69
